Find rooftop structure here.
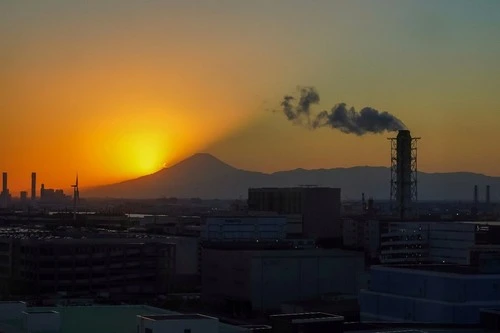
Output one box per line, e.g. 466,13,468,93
0,302,247,333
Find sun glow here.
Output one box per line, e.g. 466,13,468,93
122,131,169,176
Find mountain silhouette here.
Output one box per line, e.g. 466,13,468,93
83,153,499,201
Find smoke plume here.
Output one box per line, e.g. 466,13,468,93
278,87,406,135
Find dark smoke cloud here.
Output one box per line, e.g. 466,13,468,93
278,87,406,135
280,87,320,123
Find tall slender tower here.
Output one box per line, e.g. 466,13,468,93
389,130,420,220
31,172,36,200
71,174,79,221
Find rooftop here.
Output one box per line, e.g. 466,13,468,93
375,264,500,275
0,305,246,333
140,314,215,321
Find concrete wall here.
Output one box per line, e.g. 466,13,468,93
138,316,219,333
250,250,364,311
360,266,500,324
429,222,475,264
0,301,26,320
360,290,500,324
202,249,253,303
302,188,341,239
202,248,365,312
23,311,61,333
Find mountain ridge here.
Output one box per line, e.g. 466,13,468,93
82,153,500,200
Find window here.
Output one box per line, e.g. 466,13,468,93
184,329,191,333
145,329,153,333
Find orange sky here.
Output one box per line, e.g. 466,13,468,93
1,1,500,195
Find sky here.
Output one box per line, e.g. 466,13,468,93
1,0,500,194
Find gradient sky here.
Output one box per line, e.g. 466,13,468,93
1,0,500,194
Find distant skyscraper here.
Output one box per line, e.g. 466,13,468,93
31,172,36,200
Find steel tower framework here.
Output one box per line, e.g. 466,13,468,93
389,131,420,219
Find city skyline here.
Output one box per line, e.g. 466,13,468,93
1,0,500,193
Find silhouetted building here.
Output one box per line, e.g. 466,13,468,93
0,237,174,299
248,187,342,241
40,185,68,202
360,264,500,324
31,172,36,201
202,248,364,312
0,172,10,208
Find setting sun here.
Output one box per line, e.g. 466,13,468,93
126,132,168,176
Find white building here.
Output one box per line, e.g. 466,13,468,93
379,222,429,264
379,221,500,265
202,216,287,242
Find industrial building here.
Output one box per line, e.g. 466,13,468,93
202,247,365,312
0,302,248,333
247,187,342,241
377,221,500,265
360,264,500,324
0,172,11,208
202,216,287,242
0,234,177,299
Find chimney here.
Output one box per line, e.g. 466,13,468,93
31,172,36,200
396,130,412,219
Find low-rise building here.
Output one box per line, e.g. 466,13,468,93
0,301,248,333
360,264,500,324
202,248,365,312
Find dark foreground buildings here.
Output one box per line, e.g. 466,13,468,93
248,187,342,243
0,236,175,300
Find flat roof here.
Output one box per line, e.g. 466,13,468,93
271,312,344,321
374,264,497,275
140,314,215,321
0,305,243,333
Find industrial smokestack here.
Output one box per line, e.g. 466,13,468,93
31,172,36,200
278,87,406,135
396,130,412,219
474,185,478,206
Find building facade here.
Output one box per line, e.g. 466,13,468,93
202,248,365,312
248,187,342,241
378,221,500,265
360,265,500,324
202,216,287,242
0,237,176,299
